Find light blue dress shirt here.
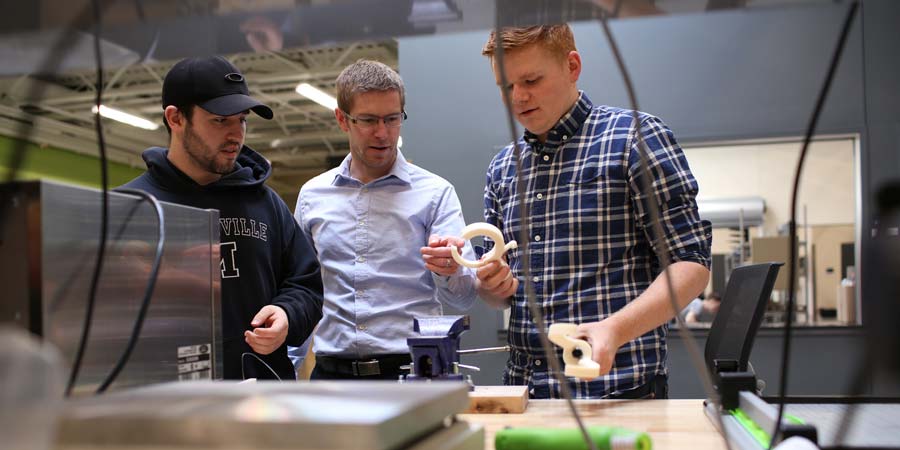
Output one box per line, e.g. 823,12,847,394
295,150,477,357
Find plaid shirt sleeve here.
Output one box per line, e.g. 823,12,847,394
483,149,512,250
484,165,501,233
626,116,712,269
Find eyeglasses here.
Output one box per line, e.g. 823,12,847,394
341,110,407,129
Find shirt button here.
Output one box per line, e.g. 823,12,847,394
542,155,550,161
534,359,542,366
532,276,539,283
357,256,366,263
534,235,541,242
562,135,568,140
357,324,367,331
362,188,369,193
358,220,366,226
536,193,543,200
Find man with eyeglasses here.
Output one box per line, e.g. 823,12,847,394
294,60,478,380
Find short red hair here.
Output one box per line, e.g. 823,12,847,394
482,24,577,61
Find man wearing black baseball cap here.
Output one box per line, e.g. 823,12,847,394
120,56,323,380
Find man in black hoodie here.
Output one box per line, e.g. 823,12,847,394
121,56,324,380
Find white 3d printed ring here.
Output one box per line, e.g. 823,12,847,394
449,222,518,269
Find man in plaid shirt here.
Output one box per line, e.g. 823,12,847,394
474,24,712,399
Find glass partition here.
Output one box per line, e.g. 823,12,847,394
680,136,860,328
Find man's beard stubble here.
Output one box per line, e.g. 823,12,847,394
182,122,236,176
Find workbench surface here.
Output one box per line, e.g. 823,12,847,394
460,399,726,450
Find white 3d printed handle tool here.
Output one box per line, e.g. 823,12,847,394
547,323,601,379
449,222,518,269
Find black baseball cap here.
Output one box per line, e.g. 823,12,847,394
162,56,273,120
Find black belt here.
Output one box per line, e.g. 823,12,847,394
608,374,669,399
315,354,411,377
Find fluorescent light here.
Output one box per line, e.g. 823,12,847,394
92,105,159,131
296,83,337,110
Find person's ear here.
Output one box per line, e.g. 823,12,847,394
335,108,350,132
164,106,185,132
566,50,582,83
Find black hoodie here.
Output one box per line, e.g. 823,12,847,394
121,146,323,380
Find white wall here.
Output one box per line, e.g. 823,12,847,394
683,138,857,236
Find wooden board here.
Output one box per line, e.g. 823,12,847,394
466,385,528,414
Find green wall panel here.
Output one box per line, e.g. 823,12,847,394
0,136,144,188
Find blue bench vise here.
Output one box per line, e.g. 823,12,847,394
404,315,469,382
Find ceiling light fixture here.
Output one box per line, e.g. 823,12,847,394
295,83,337,110
91,105,159,131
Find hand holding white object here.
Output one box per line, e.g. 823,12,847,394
449,222,518,269
547,323,602,379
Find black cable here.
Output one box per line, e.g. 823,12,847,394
95,189,165,394
492,5,598,450
84,0,167,394
593,10,733,450
769,1,859,447
65,0,111,397
242,352,282,381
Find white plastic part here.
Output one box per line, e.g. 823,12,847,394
449,222,518,269
772,437,820,450
547,323,601,379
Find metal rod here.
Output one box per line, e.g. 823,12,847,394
457,345,511,355
738,208,745,265
803,203,812,324
457,364,481,372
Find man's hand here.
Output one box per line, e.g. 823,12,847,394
420,235,464,277
475,259,517,308
573,320,626,377
559,262,709,376
244,305,289,355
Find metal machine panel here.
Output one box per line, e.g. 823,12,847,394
56,381,481,450
1,180,222,393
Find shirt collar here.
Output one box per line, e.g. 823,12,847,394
524,91,592,149
332,149,411,186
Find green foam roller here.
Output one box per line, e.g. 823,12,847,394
495,425,652,450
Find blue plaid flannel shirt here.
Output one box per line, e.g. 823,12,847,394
484,92,712,399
